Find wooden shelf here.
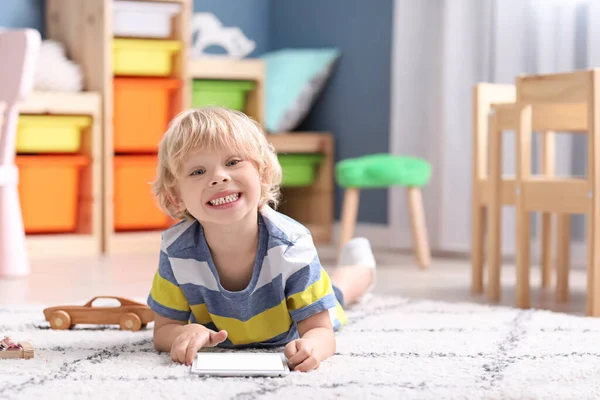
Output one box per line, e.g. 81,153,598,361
269,133,334,244
189,58,265,81
17,91,103,259
189,57,265,127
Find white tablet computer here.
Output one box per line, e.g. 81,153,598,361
190,352,290,377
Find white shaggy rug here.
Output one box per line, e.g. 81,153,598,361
1,295,600,399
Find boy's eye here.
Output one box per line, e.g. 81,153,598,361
226,159,241,167
190,169,205,176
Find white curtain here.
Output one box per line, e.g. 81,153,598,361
388,0,599,260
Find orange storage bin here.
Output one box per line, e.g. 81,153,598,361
113,77,181,153
114,155,172,231
16,155,89,234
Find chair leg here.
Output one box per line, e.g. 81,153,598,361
540,130,556,289
407,187,431,269
556,214,570,302
0,184,29,277
338,188,360,261
516,105,532,310
471,204,485,294
540,212,553,289
487,109,502,302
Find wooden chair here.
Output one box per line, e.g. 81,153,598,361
513,70,600,317
472,83,565,301
0,28,41,278
487,102,578,305
471,83,516,295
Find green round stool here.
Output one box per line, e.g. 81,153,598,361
335,153,432,268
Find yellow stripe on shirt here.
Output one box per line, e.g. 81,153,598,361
335,300,348,327
190,303,212,325
150,272,190,312
209,299,292,345
286,269,333,311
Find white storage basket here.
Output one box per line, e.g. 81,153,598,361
113,1,181,39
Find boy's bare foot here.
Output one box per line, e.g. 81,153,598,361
331,237,376,307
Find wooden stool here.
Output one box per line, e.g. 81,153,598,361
335,154,432,268
514,70,600,316
487,102,578,304
472,83,565,301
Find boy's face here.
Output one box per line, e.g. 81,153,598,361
175,146,262,225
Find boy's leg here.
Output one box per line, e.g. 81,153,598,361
331,237,376,307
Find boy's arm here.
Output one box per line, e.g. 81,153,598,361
285,310,336,372
152,313,188,352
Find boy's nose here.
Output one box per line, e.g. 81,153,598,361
210,176,231,186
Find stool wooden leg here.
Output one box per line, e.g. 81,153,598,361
487,110,502,302
407,187,431,269
338,188,360,259
540,131,556,289
556,214,570,302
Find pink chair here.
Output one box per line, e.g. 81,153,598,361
0,29,41,278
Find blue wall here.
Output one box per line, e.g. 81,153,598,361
0,0,44,34
270,0,393,224
0,0,394,224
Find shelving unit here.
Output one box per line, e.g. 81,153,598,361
17,91,103,259
45,0,191,254
41,0,333,255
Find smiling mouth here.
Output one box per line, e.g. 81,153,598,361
208,192,241,206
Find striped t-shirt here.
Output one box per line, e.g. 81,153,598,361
147,205,347,349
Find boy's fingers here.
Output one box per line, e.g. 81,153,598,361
284,340,298,359
288,342,311,366
185,334,207,365
206,330,228,347
172,338,190,364
294,351,318,372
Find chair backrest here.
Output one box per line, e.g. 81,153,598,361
0,28,41,167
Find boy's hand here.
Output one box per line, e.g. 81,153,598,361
170,324,228,366
284,339,321,372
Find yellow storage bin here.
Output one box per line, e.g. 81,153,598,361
113,38,182,76
16,115,92,153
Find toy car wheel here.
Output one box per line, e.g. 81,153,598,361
50,310,71,330
120,313,142,331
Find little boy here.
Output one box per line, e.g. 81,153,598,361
147,107,376,372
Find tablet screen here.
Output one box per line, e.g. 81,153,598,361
193,353,286,372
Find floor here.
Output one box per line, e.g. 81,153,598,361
0,242,591,317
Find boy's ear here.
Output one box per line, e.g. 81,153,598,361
168,193,184,213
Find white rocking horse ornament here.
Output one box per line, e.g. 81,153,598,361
190,13,256,59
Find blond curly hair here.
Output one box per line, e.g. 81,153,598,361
152,107,282,220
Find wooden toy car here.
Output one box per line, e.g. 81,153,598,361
43,296,154,331
0,337,34,360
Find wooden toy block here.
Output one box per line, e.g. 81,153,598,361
43,296,154,331
0,339,34,360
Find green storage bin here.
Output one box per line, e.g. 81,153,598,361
192,80,255,110
279,154,324,187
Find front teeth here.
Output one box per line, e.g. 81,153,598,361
210,193,239,206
